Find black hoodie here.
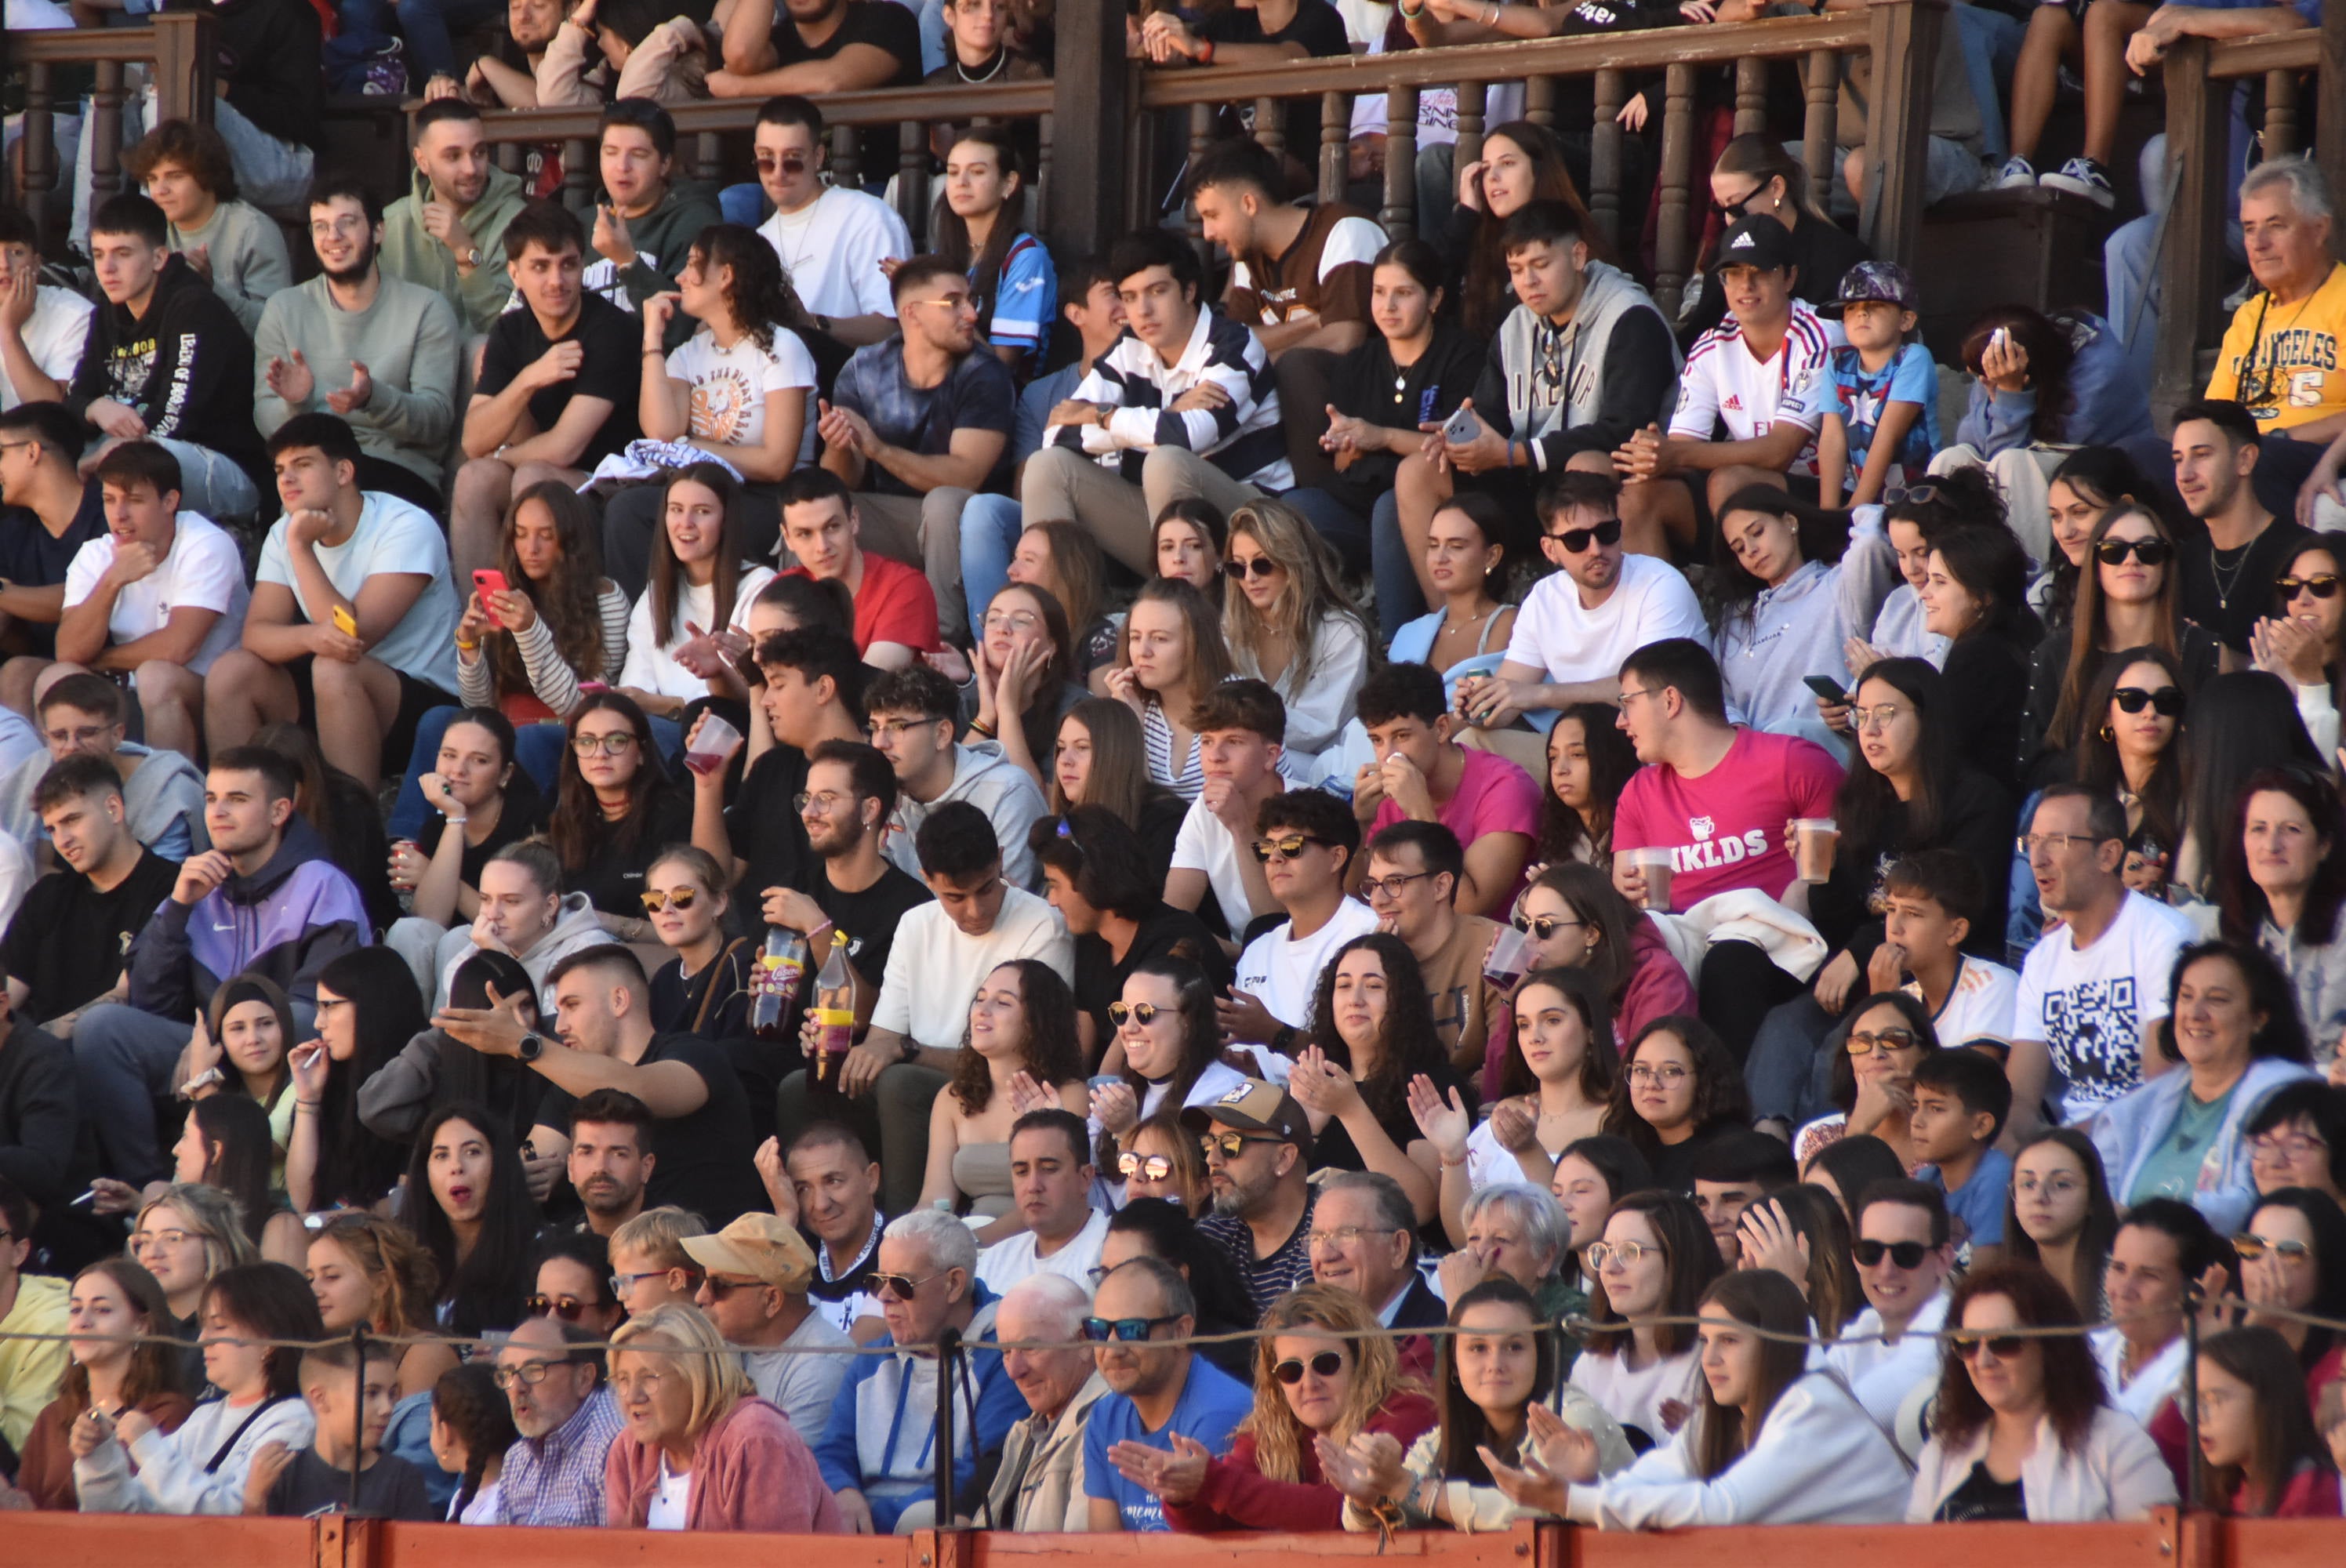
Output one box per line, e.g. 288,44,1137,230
66,252,266,486
172,0,323,152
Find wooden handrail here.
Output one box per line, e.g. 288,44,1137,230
2201,27,2322,78
469,78,1056,141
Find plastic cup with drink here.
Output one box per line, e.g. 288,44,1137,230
1792,818,1839,884
683,713,745,778
1625,847,1674,913
1483,926,1532,989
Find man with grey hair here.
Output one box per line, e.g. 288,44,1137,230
982,1273,1109,1530
813,1206,1026,1534
1083,1256,1253,1531
485,1316,623,1526
1308,1171,1445,1376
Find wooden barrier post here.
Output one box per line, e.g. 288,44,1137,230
2320,0,2346,202
150,10,219,126
1858,0,1946,267
2154,37,2228,429
1049,0,1130,258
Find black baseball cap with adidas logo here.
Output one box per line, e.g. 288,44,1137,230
1717,213,1797,273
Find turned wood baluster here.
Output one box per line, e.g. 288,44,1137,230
1802,49,1838,194
1320,92,1346,207
89,61,126,207
1591,67,1625,254
1654,63,1697,322
1382,85,1420,241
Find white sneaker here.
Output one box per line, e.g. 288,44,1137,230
2040,157,2116,208
1995,155,2038,190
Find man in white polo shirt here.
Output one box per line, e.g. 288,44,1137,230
975,1110,1109,1294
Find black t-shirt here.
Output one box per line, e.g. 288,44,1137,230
2,848,180,1022
650,938,756,1040
802,856,934,1000
562,789,693,916
2182,516,2312,653
414,784,543,891
1326,325,1487,512
728,745,812,906
1200,0,1351,154
1934,1460,2029,1523
536,1031,763,1225
1072,902,1229,1045
476,292,642,468
772,1,922,172
266,1448,436,1521
0,482,107,657
1308,1055,1476,1178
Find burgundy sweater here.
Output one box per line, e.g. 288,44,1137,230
1163,1390,1440,1532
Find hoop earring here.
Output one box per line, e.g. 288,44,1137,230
2100,724,2114,742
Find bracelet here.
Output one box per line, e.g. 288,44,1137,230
454,638,479,652
642,347,665,357
967,718,997,739
295,1101,323,1112
1440,1151,1469,1169
441,815,468,826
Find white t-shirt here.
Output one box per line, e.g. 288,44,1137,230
975,1207,1110,1295
1571,1345,1701,1446
664,325,820,466
1231,896,1382,1040
645,1454,691,1530
254,492,460,692
743,1308,853,1444
757,187,910,321
2014,890,2196,1121
868,884,1074,1048
1171,793,1258,937
1503,553,1710,688
63,510,249,675
0,284,93,410
1463,1116,1560,1191
1905,954,2021,1047
619,565,778,700
1670,303,1837,475
2090,1326,2188,1429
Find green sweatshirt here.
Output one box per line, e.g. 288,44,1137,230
380,164,529,336
171,198,291,336
586,178,724,310
252,270,463,485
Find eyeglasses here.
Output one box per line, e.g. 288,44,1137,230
1199,1131,1283,1162
1106,1000,1162,1029
1952,1334,2026,1361
2279,574,2343,601
699,1276,759,1299
2248,1131,2330,1161
611,1271,669,1296
1585,1239,1654,1271
867,1270,944,1301
1845,1027,1921,1057
492,1359,566,1389
1360,870,1430,902
527,1294,592,1322
2093,536,2174,568
1222,557,1281,580
983,608,1043,633
1614,687,1654,711
1273,1351,1346,1384
1080,1313,1182,1342
572,731,637,756
2017,831,2109,857
609,1369,666,1398
794,789,859,815
1251,834,1327,864
1848,702,1906,732
1117,1151,1173,1181
1851,1239,1932,1269
1545,518,1623,554
1512,913,1585,940
870,716,950,742
2110,686,2184,717
639,887,700,913
1625,1062,1687,1085
1306,1225,1401,1250
129,1227,195,1252
2231,1233,2314,1261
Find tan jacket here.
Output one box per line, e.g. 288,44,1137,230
979,1372,1109,1532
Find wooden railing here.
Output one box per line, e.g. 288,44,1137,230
9,11,218,254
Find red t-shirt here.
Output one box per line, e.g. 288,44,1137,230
786,553,939,655
1372,746,1542,908
1611,728,1843,906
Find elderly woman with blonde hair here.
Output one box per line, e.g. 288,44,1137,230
603,1303,845,1532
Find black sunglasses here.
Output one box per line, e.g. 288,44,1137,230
2279,574,2343,601
1512,913,1583,941
1273,1350,1346,1384
2111,685,2185,717
2094,536,2174,568
1851,1239,1931,1269
1545,518,1623,554
1953,1334,2026,1361
1222,557,1280,580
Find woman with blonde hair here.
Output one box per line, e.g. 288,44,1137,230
125,1184,256,1391
304,1213,459,1400
1130,1284,1436,1530
603,1303,844,1532
1222,498,1373,775
1106,579,1233,801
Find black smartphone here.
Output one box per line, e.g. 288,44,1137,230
1803,674,1850,705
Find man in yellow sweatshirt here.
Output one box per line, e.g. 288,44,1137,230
0,1174,67,1452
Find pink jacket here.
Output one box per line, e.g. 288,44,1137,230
605,1396,845,1533
1619,916,1697,1044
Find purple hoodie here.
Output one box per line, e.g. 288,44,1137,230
126,815,369,1020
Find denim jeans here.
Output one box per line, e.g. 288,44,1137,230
389,0,507,83
74,86,311,249
1281,487,1372,577
73,1003,194,1185
151,437,259,520
1367,489,1421,641
959,492,1022,641
510,714,684,799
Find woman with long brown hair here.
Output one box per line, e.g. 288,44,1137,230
1444,121,1611,340
1105,578,1232,801
916,959,1088,1236
16,1259,194,1508
1049,696,1186,871
931,128,1053,375
1680,134,1871,341
545,691,690,931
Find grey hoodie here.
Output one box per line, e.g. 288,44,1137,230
431,890,616,1009
0,742,207,860
883,742,1051,891
1715,504,1899,762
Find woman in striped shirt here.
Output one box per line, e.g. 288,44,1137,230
1105,577,1229,801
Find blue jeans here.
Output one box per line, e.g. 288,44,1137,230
1367,490,1421,641
1952,4,2022,162
960,493,1022,640
391,0,507,82
1282,488,1372,577
918,0,949,74
150,437,259,520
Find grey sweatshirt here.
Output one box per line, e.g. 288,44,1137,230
172,198,291,336
883,742,1051,891
252,270,464,485
0,742,207,858
1715,504,1898,762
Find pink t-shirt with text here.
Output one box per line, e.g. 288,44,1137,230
1610,728,1843,906
1372,746,1542,909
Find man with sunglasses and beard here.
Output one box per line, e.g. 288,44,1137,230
1086,1254,1253,1530
1454,470,1705,735
2170,398,2308,652
254,174,461,515
1825,1178,1956,1428
1186,1080,1319,1317
815,1207,1024,1534
1219,789,1377,1052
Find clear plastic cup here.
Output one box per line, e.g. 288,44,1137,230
683,713,744,777
1483,925,1532,989
1792,818,1840,884
1626,847,1675,913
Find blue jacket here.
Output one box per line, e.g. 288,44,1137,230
813,1285,1026,1530
1954,311,2160,469
2086,1054,2319,1234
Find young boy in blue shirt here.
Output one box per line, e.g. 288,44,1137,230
1908,1046,2015,1265
1816,261,1941,509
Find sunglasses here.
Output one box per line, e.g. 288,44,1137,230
2279,574,2343,601
639,887,700,913
1106,1000,1163,1028
1512,913,1585,941
867,1270,943,1300
1200,1131,1283,1161
1952,1334,2026,1361
1545,518,1623,554
1851,1239,1931,1269
1273,1350,1346,1384
2231,1233,2314,1261
2094,536,2174,568
755,153,810,176
1081,1313,1182,1342
699,1277,758,1299
2111,685,2185,717
1222,557,1280,580
527,1294,592,1322
1118,1151,1173,1181
1251,833,1327,863
1846,1028,1920,1056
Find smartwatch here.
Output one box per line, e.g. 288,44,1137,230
517,1032,545,1063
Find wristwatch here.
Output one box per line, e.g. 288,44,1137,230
517,1032,545,1063
459,247,482,270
